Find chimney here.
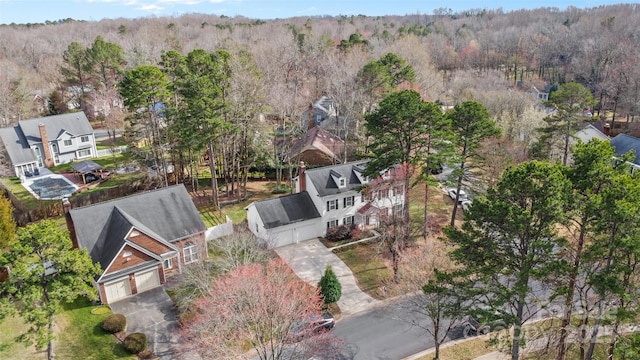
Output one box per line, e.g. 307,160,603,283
38,123,54,168
299,161,307,193
308,102,314,130
62,198,79,249
603,123,611,137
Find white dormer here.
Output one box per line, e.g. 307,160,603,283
352,163,370,185
330,170,347,189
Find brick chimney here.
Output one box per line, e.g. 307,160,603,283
62,198,79,249
308,102,315,130
299,161,307,193
38,123,54,168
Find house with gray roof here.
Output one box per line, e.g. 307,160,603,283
610,133,640,171
246,160,404,248
66,184,206,304
0,112,97,177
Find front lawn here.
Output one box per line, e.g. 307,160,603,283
55,298,134,360
333,243,392,299
330,182,455,299
0,298,132,360
0,315,46,360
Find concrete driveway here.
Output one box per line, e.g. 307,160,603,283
109,287,199,359
275,239,377,315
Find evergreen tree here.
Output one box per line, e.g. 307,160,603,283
318,265,342,305
0,220,101,360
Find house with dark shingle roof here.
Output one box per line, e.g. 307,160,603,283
610,133,640,171
287,125,345,166
0,112,97,177
246,160,404,248
65,184,206,304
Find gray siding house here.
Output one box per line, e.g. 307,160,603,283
0,112,97,177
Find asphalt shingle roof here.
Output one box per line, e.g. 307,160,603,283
0,125,36,165
19,112,94,145
69,184,206,270
0,112,94,167
610,134,640,165
254,192,321,229
306,160,369,197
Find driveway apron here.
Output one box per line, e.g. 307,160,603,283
109,287,199,359
275,239,377,315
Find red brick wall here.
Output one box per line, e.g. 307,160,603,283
104,245,154,274
173,233,206,266
128,231,174,255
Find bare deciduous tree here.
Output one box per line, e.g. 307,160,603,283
182,259,344,360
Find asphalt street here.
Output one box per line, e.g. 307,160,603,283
333,298,439,360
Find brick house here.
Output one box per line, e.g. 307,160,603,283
66,184,206,304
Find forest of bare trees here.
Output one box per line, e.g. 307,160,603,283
2,5,640,187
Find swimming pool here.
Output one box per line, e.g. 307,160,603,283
24,175,78,200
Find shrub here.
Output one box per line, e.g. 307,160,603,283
318,265,342,304
123,332,147,354
101,313,126,333
325,224,355,242
91,305,112,315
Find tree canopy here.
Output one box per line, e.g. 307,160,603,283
0,220,101,360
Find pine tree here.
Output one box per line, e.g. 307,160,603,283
318,265,341,305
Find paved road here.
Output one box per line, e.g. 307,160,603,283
333,297,440,360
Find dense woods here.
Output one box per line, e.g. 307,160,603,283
4,6,640,359
2,4,640,196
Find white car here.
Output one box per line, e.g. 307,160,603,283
447,188,468,203
461,199,473,211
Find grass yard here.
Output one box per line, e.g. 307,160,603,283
216,180,289,224
54,298,135,360
333,243,393,299
0,298,132,360
0,316,47,360
332,182,457,299
428,337,496,360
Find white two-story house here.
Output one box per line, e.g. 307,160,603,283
0,112,97,176
246,160,404,248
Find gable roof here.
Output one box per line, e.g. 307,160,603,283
289,126,344,164
0,125,37,166
19,112,93,146
610,133,640,165
0,112,94,167
69,184,206,269
306,160,369,197
574,123,609,143
252,192,321,229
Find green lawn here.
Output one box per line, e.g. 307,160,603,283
54,298,135,360
0,316,47,360
0,298,133,360
333,244,392,299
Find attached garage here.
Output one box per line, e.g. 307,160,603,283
104,278,132,303
135,268,160,293
246,192,322,248
270,222,318,248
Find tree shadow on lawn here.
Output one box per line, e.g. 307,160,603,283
56,298,134,359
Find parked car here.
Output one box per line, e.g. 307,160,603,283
84,172,101,183
447,188,468,203
462,315,490,337
288,312,335,342
461,199,473,211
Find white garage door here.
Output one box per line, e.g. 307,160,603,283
270,222,317,248
104,278,132,303
135,268,160,293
